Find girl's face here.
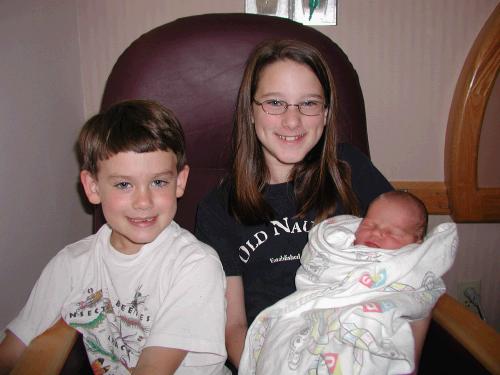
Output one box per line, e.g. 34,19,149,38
252,59,327,184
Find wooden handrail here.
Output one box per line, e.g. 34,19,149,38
432,294,500,375
11,319,78,375
391,181,449,215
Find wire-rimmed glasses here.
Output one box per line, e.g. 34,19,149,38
253,99,326,116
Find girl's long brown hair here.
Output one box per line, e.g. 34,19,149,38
230,40,359,224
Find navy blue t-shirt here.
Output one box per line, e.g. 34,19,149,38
195,143,393,324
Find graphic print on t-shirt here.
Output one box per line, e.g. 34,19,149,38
65,285,152,373
237,216,314,264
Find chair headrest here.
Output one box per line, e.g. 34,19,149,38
97,13,370,232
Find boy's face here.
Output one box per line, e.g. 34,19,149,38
81,151,189,254
354,198,421,250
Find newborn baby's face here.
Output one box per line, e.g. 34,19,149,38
354,198,420,250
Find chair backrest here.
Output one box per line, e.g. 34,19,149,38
96,13,370,233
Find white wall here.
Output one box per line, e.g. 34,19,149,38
0,0,89,329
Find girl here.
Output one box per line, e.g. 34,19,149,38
195,40,427,371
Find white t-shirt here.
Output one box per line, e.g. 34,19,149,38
7,222,229,375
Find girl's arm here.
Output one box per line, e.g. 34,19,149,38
225,276,248,369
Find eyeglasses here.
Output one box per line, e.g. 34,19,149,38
253,99,326,116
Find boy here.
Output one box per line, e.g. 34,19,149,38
0,100,229,374
239,191,457,375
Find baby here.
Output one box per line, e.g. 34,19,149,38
239,191,457,375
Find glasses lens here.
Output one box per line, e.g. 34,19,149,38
299,101,325,116
262,100,286,115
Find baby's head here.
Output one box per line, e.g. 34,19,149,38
354,191,428,250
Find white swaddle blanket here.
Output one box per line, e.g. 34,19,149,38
239,215,458,375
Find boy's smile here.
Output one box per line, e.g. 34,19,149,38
81,151,189,254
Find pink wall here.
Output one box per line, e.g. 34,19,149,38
1,0,498,332
0,0,89,330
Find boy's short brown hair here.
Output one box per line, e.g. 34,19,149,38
78,100,186,175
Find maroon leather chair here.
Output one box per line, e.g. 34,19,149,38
95,12,370,234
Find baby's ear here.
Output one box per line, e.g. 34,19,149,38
80,170,101,204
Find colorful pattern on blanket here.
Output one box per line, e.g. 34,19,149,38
239,215,458,375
